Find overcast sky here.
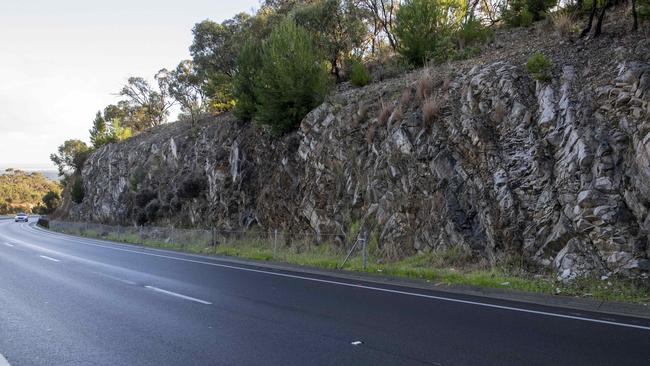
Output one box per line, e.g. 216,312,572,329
0,0,259,168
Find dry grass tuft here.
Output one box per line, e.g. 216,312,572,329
378,105,394,126
366,122,376,144
551,11,573,39
423,97,442,130
353,103,369,128
416,74,434,101
392,106,403,123
442,75,452,92
400,88,412,106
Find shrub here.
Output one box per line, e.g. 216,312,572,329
637,0,650,20
178,175,207,199
37,217,50,228
455,19,494,48
71,176,85,204
349,59,372,87
233,40,261,121
503,0,554,27
526,52,553,81
253,19,329,135
376,55,412,80
135,189,157,208
130,166,146,191
41,190,61,214
394,0,459,66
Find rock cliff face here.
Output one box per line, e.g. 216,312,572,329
61,34,650,280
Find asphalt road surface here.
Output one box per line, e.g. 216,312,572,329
0,220,649,365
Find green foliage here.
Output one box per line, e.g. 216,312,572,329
70,176,85,204
639,0,650,20
41,190,61,214
526,52,553,81
130,166,146,192
166,60,207,123
0,170,61,214
89,112,133,149
190,14,251,110
503,0,553,27
233,40,262,121
349,59,372,87
292,0,366,80
456,19,494,48
50,139,90,177
394,0,464,66
253,19,329,135
118,74,175,131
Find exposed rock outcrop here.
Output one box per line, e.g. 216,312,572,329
60,35,650,280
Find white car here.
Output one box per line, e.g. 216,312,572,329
14,213,28,222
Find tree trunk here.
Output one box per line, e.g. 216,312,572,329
580,0,598,37
594,0,613,37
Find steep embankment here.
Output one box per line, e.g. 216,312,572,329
60,23,650,280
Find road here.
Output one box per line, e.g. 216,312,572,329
0,220,648,365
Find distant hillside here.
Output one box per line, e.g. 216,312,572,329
0,166,59,181
0,169,61,214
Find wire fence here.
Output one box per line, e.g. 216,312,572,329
47,220,368,269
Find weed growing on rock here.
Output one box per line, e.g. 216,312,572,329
416,74,434,101
378,105,394,126
526,52,553,81
423,97,441,129
550,10,574,39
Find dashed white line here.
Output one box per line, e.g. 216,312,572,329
39,255,60,262
145,286,212,305
3,242,14,247
27,224,650,331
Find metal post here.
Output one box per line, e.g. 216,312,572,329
339,238,359,269
361,232,367,271
273,229,278,259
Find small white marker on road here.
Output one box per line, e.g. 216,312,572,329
351,341,363,346
39,255,60,262
145,286,212,305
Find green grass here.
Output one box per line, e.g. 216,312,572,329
49,225,650,305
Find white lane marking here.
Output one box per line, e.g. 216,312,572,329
28,225,650,331
3,242,14,247
89,271,138,286
0,353,11,366
39,255,60,262
351,341,363,346
145,286,212,305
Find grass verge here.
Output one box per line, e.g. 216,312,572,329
50,226,650,305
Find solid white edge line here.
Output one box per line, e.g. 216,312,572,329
39,255,60,262
145,286,212,305
27,224,650,331
0,353,10,366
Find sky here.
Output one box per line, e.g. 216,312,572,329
0,0,259,169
